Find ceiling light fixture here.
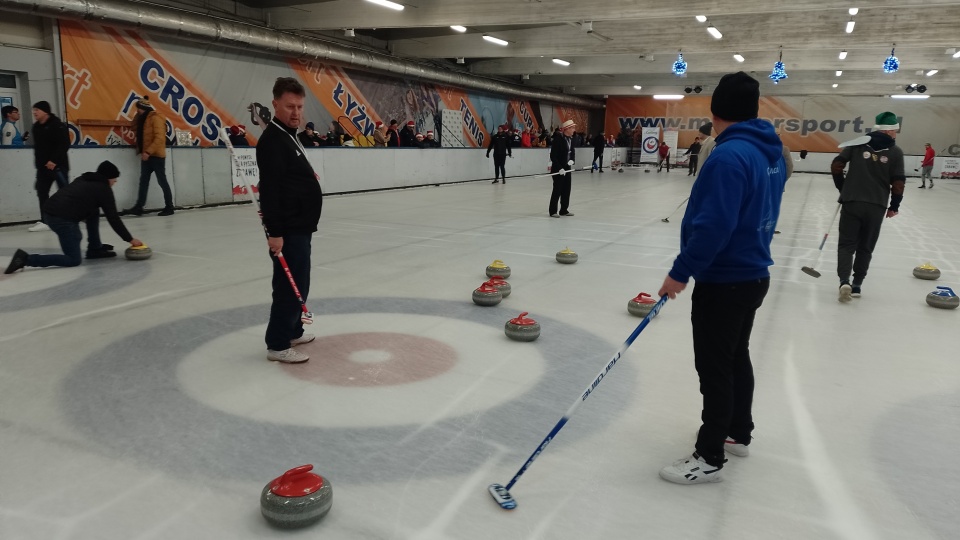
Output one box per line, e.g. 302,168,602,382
836,70,843,76
456,57,465,64
839,50,848,60
482,35,509,46
707,25,722,39
832,83,839,88
552,58,571,66
695,15,707,23
653,95,685,100
364,0,404,11
954,50,960,59
926,69,938,76
891,94,929,99
450,25,467,32
846,20,855,33
849,8,859,15
633,85,643,90
733,53,745,62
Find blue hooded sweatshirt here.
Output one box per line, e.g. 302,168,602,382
668,119,787,284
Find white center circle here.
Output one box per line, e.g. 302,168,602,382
349,349,393,363
176,312,547,429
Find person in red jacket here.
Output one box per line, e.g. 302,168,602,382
520,129,532,148
657,140,671,172
919,142,935,189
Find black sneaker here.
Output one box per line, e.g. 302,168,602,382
86,250,117,260
123,205,144,216
157,207,175,216
491,179,500,184
851,284,861,298
918,185,926,189
88,244,114,252
559,211,574,217
4,249,28,274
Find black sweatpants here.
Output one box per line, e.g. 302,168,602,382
548,171,572,215
265,233,312,351
593,149,604,171
692,278,769,467
493,155,507,180
837,201,886,285
688,155,699,175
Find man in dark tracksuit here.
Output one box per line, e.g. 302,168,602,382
5,161,144,273
549,119,577,217
591,130,605,173
830,111,905,302
684,137,702,176
257,77,324,364
486,125,512,184
30,100,71,232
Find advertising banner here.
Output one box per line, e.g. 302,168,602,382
662,130,679,161
229,146,259,201
640,127,660,163
940,157,960,179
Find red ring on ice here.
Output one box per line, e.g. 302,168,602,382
283,332,458,387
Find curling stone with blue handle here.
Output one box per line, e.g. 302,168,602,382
926,286,959,309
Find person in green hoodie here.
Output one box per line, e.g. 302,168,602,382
5,161,144,274
657,72,787,485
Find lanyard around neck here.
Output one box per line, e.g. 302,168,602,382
271,118,307,155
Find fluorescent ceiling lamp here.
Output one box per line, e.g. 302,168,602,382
954,50,960,59
839,50,848,60
450,25,467,32
891,94,930,99
846,20,855,33
633,85,643,90
552,58,571,66
836,70,843,76
849,8,859,15
483,35,509,46
832,83,839,88
926,69,938,76
653,95,685,100
733,53,745,62
365,0,404,11
707,25,723,39
695,15,707,23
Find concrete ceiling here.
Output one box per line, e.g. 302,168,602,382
249,0,960,98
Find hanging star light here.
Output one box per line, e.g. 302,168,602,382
672,52,687,76
883,46,900,73
769,47,788,84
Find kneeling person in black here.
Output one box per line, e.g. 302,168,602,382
5,161,144,273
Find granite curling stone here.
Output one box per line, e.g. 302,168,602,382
486,276,511,298
486,259,511,279
913,262,941,280
505,312,541,342
125,244,152,261
260,464,333,529
627,292,656,317
926,286,959,310
472,282,503,306
556,247,578,264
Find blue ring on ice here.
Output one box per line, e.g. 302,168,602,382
61,297,637,483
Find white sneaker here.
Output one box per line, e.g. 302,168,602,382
838,283,852,303
659,453,723,485
725,437,750,457
267,348,309,363
290,333,315,346
28,222,50,232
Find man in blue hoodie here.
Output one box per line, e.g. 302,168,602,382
830,112,905,302
657,72,787,485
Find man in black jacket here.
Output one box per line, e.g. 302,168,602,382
5,161,144,274
486,124,512,184
591,130,606,173
684,136,702,176
256,77,324,364
400,120,417,147
29,101,71,232
549,119,577,217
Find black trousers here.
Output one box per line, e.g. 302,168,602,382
36,168,69,221
549,171,572,215
593,149,604,171
658,155,670,172
837,201,886,284
688,155,699,175
136,156,174,208
691,278,769,467
265,233,312,351
493,155,507,179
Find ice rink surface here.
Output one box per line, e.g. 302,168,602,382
1,167,958,540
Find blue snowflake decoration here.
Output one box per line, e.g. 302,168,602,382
672,53,687,76
769,61,788,84
883,48,899,73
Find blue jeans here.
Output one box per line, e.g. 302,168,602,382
25,214,104,268
136,156,174,208
264,234,312,351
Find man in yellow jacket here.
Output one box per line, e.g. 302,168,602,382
125,97,174,216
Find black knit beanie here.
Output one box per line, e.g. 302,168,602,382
33,100,52,114
710,72,760,122
96,160,120,179
698,122,713,136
